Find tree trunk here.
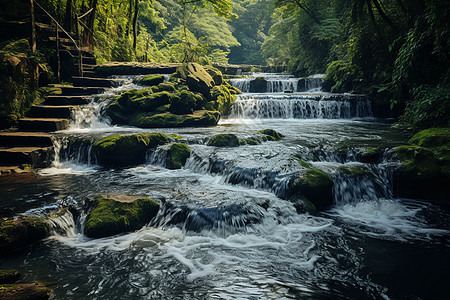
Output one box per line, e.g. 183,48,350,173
64,0,73,33
30,0,36,53
132,0,139,53
87,0,99,46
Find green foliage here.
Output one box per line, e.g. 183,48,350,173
400,84,450,130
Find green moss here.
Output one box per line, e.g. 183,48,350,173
134,74,165,86
174,63,215,97
289,169,334,210
130,111,219,128
106,100,129,124
338,166,369,176
154,81,177,93
170,90,200,115
408,128,450,149
296,159,312,169
203,65,223,85
0,217,50,256
129,91,172,112
208,134,241,147
84,196,159,238
258,129,284,141
167,143,191,169
92,133,169,167
169,134,184,140
207,85,236,114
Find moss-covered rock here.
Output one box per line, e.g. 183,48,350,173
0,270,21,284
92,133,169,167
249,77,267,93
258,129,284,141
207,85,236,114
288,169,334,210
204,65,223,85
133,74,165,86
208,133,241,147
394,128,450,202
408,128,450,148
84,196,159,238
0,216,50,257
129,91,173,112
170,90,201,115
0,283,51,299
360,147,383,163
167,143,191,169
130,111,220,128
174,62,215,97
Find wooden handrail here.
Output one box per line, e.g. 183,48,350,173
33,0,83,76
78,8,93,20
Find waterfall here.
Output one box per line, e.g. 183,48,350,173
229,94,373,119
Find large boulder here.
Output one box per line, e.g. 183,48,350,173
288,169,334,211
395,128,450,202
133,74,165,86
104,64,234,129
208,134,241,147
92,133,169,167
249,77,267,93
130,111,220,128
167,143,191,169
0,216,50,257
174,62,215,97
84,195,160,238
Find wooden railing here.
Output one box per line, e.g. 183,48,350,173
31,0,84,79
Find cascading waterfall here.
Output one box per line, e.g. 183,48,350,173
12,71,446,300
229,94,373,119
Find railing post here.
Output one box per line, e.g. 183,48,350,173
56,23,61,82
30,0,36,53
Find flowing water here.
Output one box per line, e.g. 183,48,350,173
1,74,449,299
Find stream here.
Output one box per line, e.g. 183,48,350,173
0,73,449,299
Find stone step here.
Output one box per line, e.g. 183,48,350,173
82,56,96,65
18,118,69,132
30,105,76,118
72,76,115,88
82,71,97,78
60,86,106,96
0,132,53,147
48,36,77,44
82,64,96,71
45,95,91,106
0,146,53,167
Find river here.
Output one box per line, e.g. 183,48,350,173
0,73,448,299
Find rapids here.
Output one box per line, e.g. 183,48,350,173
0,74,448,299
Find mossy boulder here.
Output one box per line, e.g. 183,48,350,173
249,77,267,93
360,147,383,163
288,169,334,211
170,90,201,115
133,74,165,86
208,134,241,147
84,196,160,238
0,283,51,299
207,85,236,114
0,216,50,257
394,128,450,202
204,65,223,85
258,129,284,141
92,133,169,167
174,62,215,97
167,143,191,169
130,111,220,128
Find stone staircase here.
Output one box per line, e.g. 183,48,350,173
0,75,116,174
